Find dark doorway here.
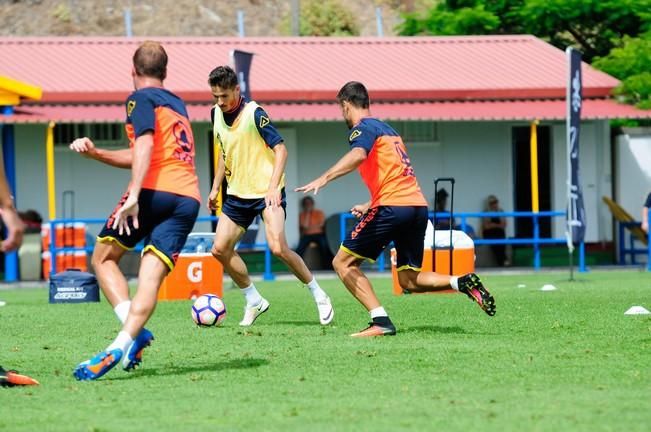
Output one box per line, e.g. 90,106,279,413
512,125,552,238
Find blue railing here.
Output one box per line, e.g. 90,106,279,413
46,215,277,281
617,208,651,271
339,210,586,272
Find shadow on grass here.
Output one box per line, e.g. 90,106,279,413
401,325,468,335
110,357,269,380
271,320,319,326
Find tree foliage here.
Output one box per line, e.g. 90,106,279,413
398,0,651,109
281,0,359,37
593,34,651,109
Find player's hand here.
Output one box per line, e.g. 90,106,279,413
0,207,25,252
265,188,281,208
207,188,220,212
69,137,98,158
350,202,370,219
643,222,649,233
112,194,139,236
295,176,327,195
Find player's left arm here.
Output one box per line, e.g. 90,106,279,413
255,107,285,207
266,143,287,207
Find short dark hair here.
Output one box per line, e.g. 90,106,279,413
133,41,167,81
208,65,239,89
301,196,314,207
336,81,369,109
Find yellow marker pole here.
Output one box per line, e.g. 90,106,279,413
530,119,541,269
46,121,56,220
530,120,540,213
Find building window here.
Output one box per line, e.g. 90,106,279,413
392,121,439,145
54,123,124,147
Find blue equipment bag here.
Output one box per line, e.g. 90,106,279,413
49,269,100,303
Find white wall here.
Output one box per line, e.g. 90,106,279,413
14,122,215,238
12,118,615,245
551,120,612,243
291,121,514,238
616,128,651,220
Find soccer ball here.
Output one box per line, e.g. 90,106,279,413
191,294,226,326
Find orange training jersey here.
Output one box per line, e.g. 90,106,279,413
347,117,427,208
125,87,201,202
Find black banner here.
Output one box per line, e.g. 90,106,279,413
566,47,586,250
231,50,254,101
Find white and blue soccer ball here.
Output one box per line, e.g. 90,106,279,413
191,294,226,326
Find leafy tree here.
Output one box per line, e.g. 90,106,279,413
399,0,651,62
593,34,651,109
398,0,651,109
281,0,359,37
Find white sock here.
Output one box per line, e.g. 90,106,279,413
306,277,328,302
450,276,459,291
114,301,131,324
107,330,133,353
369,306,388,319
241,283,263,307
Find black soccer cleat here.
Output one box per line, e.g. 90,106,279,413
458,273,496,316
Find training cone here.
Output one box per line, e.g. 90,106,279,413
624,306,650,315
540,284,557,291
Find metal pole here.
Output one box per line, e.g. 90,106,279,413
124,8,133,37
579,241,586,272
237,10,245,37
530,120,540,272
375,7,384,37
648,208,651,271
291,0,300,36
1,106,18,282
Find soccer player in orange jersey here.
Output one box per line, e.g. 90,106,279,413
296,81,496,337
70,41,201,379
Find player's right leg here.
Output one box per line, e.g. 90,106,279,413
262,205,333,325
332,250,395,337
337,207,396,336
119,251,170,370
212,213,268,326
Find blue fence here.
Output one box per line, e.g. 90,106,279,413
339,209,586,272
47,208,634,279
46,215,277,281
617,208,651,271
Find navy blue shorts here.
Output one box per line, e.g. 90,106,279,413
221,189,286,230
341,206,428,270
97,189,200,270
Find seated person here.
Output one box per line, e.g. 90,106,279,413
296,196,331,265
642,192,651,233
482,195,508,266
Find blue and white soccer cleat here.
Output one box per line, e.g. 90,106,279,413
122,328,154,371
73,349,123,381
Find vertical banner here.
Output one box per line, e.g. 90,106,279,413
566,47,586,253
231,49,254,101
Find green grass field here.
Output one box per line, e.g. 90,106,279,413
1,270,650,431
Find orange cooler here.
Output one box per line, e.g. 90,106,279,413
159,253,223,300
391,227,475,295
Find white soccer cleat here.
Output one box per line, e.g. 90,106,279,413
239,298,270,327
316,296,334,325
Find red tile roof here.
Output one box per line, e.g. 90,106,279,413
4,99,650,124
1,36,620,104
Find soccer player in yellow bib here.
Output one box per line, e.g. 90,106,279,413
207,66,333,326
